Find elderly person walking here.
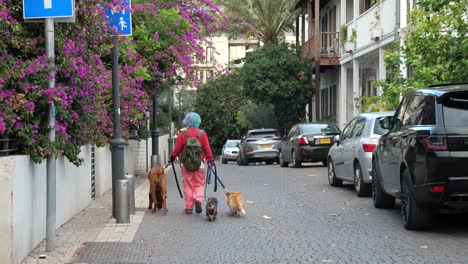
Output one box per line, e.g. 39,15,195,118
170,112,214,214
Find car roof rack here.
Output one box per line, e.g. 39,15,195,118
428,82,468,87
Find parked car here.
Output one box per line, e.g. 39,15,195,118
237,128,282,166
372,83,468,230
327,112,394,197
279,123,340,168
221,139,241,164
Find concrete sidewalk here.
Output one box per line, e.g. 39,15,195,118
22,174,151,264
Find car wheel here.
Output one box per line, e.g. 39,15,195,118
292,150,301,168
240,154,249,166
279,152,289,167
321,160,327,167
354,162,371,197
401,168,433,230
328,158,342,186
265,160,274,165
371,159,395,208
222,157,227,164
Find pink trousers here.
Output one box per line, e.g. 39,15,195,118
181,166,206,209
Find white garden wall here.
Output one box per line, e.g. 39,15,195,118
0,136,169,264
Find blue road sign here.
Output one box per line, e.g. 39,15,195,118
23,0,74,19
104,0,132,36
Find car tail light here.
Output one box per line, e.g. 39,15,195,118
421,136,448,151
362,143,377,152
362,139,378,152
431,186,445,193
298,136,309,145
246,139,257,142
244,147,253,152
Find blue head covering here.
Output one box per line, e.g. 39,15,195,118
183,112,201,128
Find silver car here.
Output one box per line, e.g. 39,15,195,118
327,112,394,197
237,128,282,166
221,139,241,164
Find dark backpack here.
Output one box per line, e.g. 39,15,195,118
181,129,204,171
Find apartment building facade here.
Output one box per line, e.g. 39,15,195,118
296,0,416,127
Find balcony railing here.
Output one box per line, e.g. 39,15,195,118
301,32,340,59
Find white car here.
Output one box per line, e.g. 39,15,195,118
327,112,394,197
221,139,241,164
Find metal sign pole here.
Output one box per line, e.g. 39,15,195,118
45,17,56,252
109,40,126,218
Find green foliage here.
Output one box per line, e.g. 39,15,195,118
404,0,467,85
218,0,300,44
361,0,467,112
320,115,337,124
349,28,357,43
340,25,348,47
238,102,277,130
193,73,246,150
238,43,313,132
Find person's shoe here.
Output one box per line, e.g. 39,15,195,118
185,209,193,214
195,200,202,214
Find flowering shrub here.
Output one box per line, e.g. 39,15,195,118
0,0,226,165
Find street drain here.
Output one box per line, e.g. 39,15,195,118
71,242,149,264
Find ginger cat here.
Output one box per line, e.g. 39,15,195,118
225,191,246,216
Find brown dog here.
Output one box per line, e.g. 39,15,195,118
147,164,168,214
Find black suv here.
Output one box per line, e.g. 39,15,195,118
372,83,468,230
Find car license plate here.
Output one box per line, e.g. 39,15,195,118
319,138,331,144
261,144,272,149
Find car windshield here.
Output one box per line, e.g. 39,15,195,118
442,92,468,126
226,142,239,147
301,124,340,134
249,131,279,138
374,116,391,135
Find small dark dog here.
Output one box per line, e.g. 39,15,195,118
205,197,218,222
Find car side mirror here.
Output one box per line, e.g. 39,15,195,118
334,135,340,145
380,116,393,130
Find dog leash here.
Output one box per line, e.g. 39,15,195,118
170,160,184,198
207,164,226,190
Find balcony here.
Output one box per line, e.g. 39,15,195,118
301,32,340,66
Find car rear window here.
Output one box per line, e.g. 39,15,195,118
249,131,279,138
301,124,340,134
373,116,390,135
226,141,239,147
442,92,468,126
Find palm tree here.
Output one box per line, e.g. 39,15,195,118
218,0,300,44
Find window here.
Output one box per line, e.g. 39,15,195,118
360,0,378,14
302,124,340,134
352,118,366,137
412,95,436,125
206,47,214,63
330,85,337,116
402,95,422,126
442,91,468,126
342,118,358,140
374,116,392,135
392,96,410,131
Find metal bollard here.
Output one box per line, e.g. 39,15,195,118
115,179,130,223
124,174,135,215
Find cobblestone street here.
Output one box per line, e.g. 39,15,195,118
23,163,468,264
135,163,468,264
